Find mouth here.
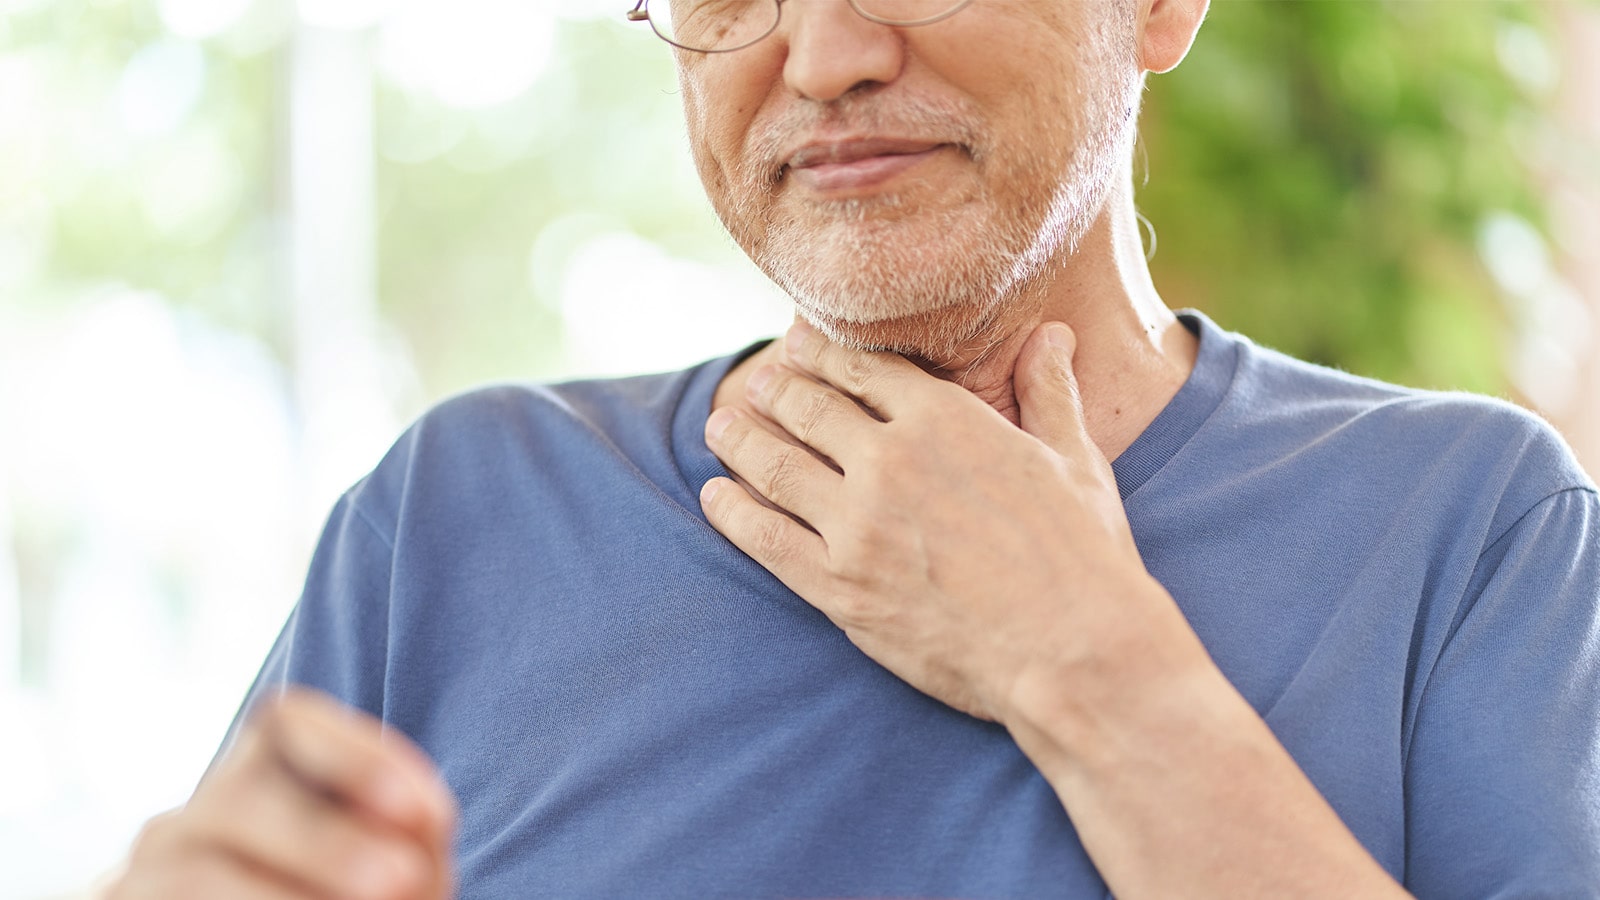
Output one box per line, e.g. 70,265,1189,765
780,138,953,194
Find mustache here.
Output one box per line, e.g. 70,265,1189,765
741,89,987,188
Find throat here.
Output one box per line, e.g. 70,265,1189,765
907,337,1028,426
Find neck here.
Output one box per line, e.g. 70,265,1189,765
716,176,1198,461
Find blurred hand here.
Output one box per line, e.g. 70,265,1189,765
106,688,457,900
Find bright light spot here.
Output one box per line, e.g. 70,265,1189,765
297,0,388,30
1480,211,1593,415
1496,21,1558,96
378,0,555,109
558,230,792,376
158,0,255,40
1478,212,1550,298
115,39,208,139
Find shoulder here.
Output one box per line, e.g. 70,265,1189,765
1234,335,1589,484
338,360,721,535
1181,313,1594,554
412,367,699,446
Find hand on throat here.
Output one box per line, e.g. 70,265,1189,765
715,301,1197,465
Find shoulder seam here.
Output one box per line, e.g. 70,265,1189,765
1403,484,1597,773
344,492,398,553
1478,485,1597,563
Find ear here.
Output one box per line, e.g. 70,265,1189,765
1139,0,1209,74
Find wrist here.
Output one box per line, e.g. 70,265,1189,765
999,575,1223,785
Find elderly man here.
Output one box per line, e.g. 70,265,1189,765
111,0,1599,897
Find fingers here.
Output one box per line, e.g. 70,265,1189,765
700,475,828,595
186,761,432,900
110,688,457,900
251,688,456,846
1014,322,1092,456
705,405,842,531
110,829,315,900
743,363,877,467
781,319,934,420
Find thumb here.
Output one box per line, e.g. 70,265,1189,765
1015,321,1091,454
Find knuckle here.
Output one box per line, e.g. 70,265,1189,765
794,390,835,442
754,517,794,565
718,415,760,462
825,530,874,582
759,448,806,499
799,332,830,371
856,436,908,478
854,439,886,473
829,587,875,625
841,353,877,394
852,523,896,566
764,366,798,408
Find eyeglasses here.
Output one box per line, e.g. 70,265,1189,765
626,0,977,54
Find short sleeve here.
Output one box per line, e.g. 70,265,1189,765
1405,488,1600,895
209,490,396,763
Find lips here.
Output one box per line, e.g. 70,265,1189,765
782,138,951,193
786,138,946,169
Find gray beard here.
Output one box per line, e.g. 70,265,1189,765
717,11,1141,362
745,124,1126,360
739,105,1135,362
754,140,1126,361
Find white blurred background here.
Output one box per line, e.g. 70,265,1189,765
1,1,791,895
2,0,1598,896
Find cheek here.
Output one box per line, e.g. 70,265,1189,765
678,58,763,189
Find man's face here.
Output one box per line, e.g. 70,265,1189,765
675,0,1142,359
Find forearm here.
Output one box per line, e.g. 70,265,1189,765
1002,581,1409,899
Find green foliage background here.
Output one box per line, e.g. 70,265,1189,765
1139,0,1553,395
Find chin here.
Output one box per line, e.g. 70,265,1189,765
796,298,1016,368
764,219,1027,364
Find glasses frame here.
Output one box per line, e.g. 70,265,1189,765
626,0,977,54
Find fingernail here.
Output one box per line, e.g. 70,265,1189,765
706,407,736,443
785,320,814,356
746,365,774,397
700,478,721,503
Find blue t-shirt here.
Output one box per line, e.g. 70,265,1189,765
228,312,1600,897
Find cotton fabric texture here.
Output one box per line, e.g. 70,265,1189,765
225,312,1600,898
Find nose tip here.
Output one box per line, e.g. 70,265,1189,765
780,1,906,103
